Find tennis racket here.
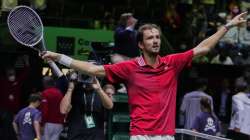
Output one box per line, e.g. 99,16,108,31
7,5,62,77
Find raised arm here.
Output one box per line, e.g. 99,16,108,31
41,51,106,77
60,81,75,114
92,77,114,109
193,12,247,57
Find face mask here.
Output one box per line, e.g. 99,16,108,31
232,8,239,14
8,75,16,82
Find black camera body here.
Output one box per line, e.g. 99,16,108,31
77,74,94,85
68,71,93,85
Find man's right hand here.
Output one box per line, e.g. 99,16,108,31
41,51,61,62
226,12,247,29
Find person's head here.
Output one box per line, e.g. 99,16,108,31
28,93,42,108
103,84,115,97
230,5,240,16
195,78,208,91
200,97,212,113
42,76,55,89
228,2,240,16
81,75,95,91
235,77,248,92
118,13,137,27
137,24,162,56
5,67,16,82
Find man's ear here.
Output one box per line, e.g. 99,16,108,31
138,42,144,50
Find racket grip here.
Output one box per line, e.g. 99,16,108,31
48,61,63,77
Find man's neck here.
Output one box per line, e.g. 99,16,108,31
143,53,159,68
28,104,36,108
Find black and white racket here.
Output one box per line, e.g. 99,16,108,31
7,5,62,77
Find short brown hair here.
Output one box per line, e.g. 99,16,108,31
28,93,42,103
200,97,212,113
118,13,133,27
136,24,162,45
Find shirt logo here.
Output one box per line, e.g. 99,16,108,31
23,112,32,125
204,117,216,132
164,66,168,70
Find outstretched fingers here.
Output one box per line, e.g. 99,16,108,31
237,12,248,18
236,12,248,23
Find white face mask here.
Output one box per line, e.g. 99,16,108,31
8,75,16,82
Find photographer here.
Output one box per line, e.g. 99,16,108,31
60,71,114,140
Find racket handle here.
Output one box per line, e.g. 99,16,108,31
48,61,63,77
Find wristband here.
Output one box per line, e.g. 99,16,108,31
58,54,73,67
224,23,233,31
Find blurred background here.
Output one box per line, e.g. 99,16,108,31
1,0,250,140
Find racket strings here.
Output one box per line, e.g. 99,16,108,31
8,6,43,46
10,9,41,44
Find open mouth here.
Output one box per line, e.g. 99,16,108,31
153,45,159,48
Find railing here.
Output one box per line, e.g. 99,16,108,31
175,129,231,140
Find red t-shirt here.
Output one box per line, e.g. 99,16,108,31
40,87,65,124
104,50,193,135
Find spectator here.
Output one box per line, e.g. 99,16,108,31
40,76,64,140
235,67,250,86
227,77,250,140
60,71,114,140
111,13,140,93
235,17,250,65
191,96,220,136
239,17,250,48
211,46,234,65
13,93,42,140
180,78,214,129
111,13,140,64
0,55,30,114
218,6,240,58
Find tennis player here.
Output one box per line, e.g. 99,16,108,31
42,12,247,140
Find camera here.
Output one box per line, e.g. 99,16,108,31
68,71,93,85
77,74,94,85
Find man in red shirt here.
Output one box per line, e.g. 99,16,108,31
42,12,246,140
40,76,64,140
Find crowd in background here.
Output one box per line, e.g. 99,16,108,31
2,0,250,140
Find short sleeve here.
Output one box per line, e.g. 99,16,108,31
33,110,42,122
104,61,132,84
163,49,193,73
